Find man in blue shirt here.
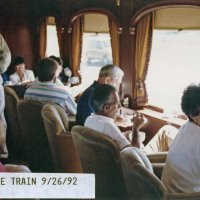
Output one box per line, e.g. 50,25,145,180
76,64,124,126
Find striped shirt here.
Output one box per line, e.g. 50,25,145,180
24,82,77,115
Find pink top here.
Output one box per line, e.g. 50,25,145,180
0,162,7,172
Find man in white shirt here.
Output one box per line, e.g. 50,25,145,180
85,84,145,150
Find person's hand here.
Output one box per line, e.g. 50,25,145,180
16,66,25,82
123,130,132,142
115,115,133,128
132,113,148,131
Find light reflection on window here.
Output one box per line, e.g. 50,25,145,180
46,25,59,57
146,30,200,115
80,33,112,90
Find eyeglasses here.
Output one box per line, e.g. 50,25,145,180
105,101,121,108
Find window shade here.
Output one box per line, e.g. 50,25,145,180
154,7,200,30
84,14,109,33
47,16,55,26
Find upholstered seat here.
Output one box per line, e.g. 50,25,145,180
71,125,128,200
41,104,82,172
121,147,200,200
4,86,27,161
6,84,28,99
17,99,54,172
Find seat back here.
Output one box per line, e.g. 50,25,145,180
17,99,54,172
121,146,166,200
71,125,128,200
6,85,28,99
4,86,26,161
41,104,82,172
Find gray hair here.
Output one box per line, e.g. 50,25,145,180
99,64,124,81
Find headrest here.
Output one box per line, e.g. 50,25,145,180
121,146,153,173
42,104,69,133
0,34,11,74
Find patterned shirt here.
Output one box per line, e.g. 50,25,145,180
24,82,77,115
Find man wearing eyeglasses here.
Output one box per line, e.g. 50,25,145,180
84,84,146,150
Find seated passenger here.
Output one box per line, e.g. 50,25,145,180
9,56,35,85
24,58,77,115
162,84,200,193
84,84,146,150
32,56,82,98
33,56,63,86
76,64,124,126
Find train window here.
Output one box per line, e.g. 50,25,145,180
78,13,113,90
46,18,59,57
146,30,200,116
80,33,112,90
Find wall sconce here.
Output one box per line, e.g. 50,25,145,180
61,28,65,33
129,27,136,35
116,0,120,6
117,27,122,34
67,27,72,34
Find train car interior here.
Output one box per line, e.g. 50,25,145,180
1,0,200,199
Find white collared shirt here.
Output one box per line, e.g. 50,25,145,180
85,114,130,150
9,70,35,85
162,121,200,192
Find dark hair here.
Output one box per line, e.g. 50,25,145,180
91,84,117,113
48,55,63,66
37,58,58,82
13,56,25,66
181,84,200,121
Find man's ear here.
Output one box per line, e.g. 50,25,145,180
190,114,197,123
102,104,110,115
53,75,57,83
104,76,111,84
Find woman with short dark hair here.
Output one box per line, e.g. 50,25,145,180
9,56,35,85
162,84,200,193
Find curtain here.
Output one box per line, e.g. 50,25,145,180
109,18,120,66
56,25,63,57
55,19,71,69
133,13,153,107
39,17,47,59
56,19,64,58
71,17,83,76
